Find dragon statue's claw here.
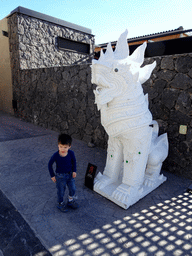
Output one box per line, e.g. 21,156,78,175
94,173,113,190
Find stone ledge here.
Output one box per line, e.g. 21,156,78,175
9,6,92,34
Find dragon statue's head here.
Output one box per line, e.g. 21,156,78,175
91,30,156,110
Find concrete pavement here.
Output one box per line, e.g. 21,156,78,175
0,111,192,256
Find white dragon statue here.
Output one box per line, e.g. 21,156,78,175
91,30,169,209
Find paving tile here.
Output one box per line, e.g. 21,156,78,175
0,190,51,256
0,111,192,256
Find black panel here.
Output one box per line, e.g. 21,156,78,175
130,36,192,57
12,100,17,110
84,163,97,190
2,30,8,37
57,37,90,54
95,36,192,59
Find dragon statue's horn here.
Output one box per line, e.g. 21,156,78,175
114,29,129,59
98,48,105,63
104,42,114,59
98,48,104,61
100,48,104,57
129,42,147,66
139,61,156,84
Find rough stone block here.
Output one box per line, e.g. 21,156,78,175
170,73,191,89
175,56,192,73
162,88,179,109
161,56,174,70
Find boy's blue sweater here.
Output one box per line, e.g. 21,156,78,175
48,150,76,178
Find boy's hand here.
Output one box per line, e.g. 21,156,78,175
72,172,76,178
51,176,56,183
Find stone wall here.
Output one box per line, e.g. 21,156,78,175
13,64,108,148
143,53,192,179
9,13,94,70
18,14,94,69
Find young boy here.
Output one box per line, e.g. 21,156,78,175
48,134,79,212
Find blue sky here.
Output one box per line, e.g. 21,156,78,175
0,0,191,45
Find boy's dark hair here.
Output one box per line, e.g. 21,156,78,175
58,134,72,146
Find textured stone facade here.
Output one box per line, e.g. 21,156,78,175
143,53,192,178
9,13,94,70
13,64,108,148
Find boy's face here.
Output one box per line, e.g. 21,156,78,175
58,143,71,156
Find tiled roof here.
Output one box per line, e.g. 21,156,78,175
128,26,184,40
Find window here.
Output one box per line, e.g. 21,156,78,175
57,37,90,54
2,31,8,37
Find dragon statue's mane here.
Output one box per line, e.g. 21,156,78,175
92,29,156,110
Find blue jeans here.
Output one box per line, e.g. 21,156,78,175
56,173,76,203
